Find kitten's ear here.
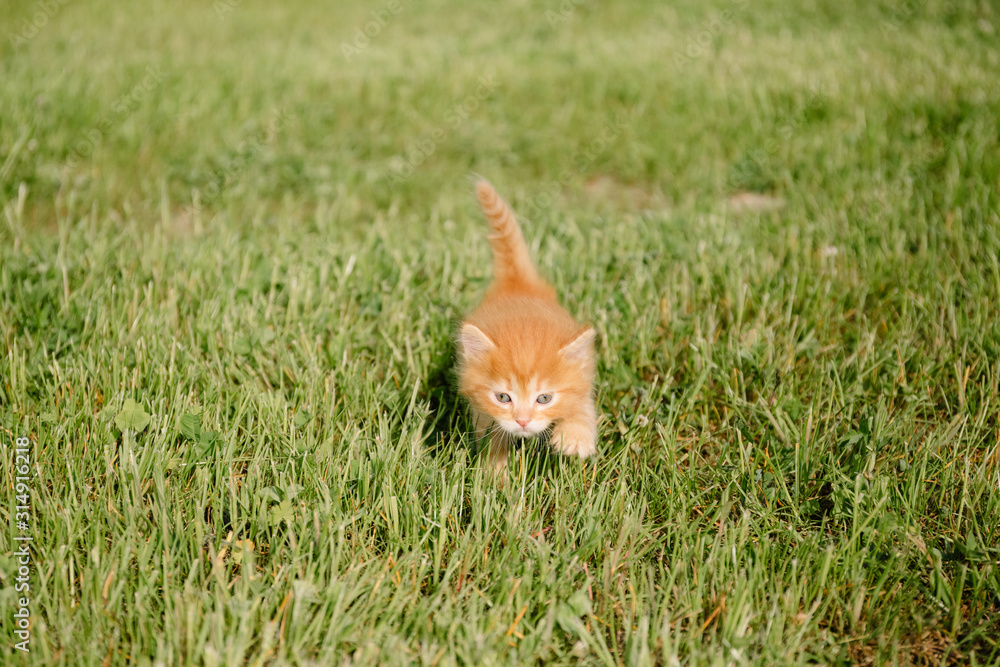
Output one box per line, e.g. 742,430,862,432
560,327,595,363
458,323,495,361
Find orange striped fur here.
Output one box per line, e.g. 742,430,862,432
458,180,598,471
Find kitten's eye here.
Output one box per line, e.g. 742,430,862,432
495,392,511,404
536,393,553,404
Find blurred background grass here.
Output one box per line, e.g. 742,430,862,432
3,0,997,226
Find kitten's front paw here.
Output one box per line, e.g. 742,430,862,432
550,425,597,458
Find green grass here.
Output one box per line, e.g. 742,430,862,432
2,0,999,664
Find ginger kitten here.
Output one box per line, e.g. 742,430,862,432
457,180,598,470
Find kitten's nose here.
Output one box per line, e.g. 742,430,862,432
516,418,530,428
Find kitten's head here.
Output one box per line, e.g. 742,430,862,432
458,323,595,438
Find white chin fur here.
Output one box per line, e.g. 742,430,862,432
501,421,549,437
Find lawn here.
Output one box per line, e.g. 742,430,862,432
1,0,999,664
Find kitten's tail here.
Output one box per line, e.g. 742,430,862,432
475,180,545,290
